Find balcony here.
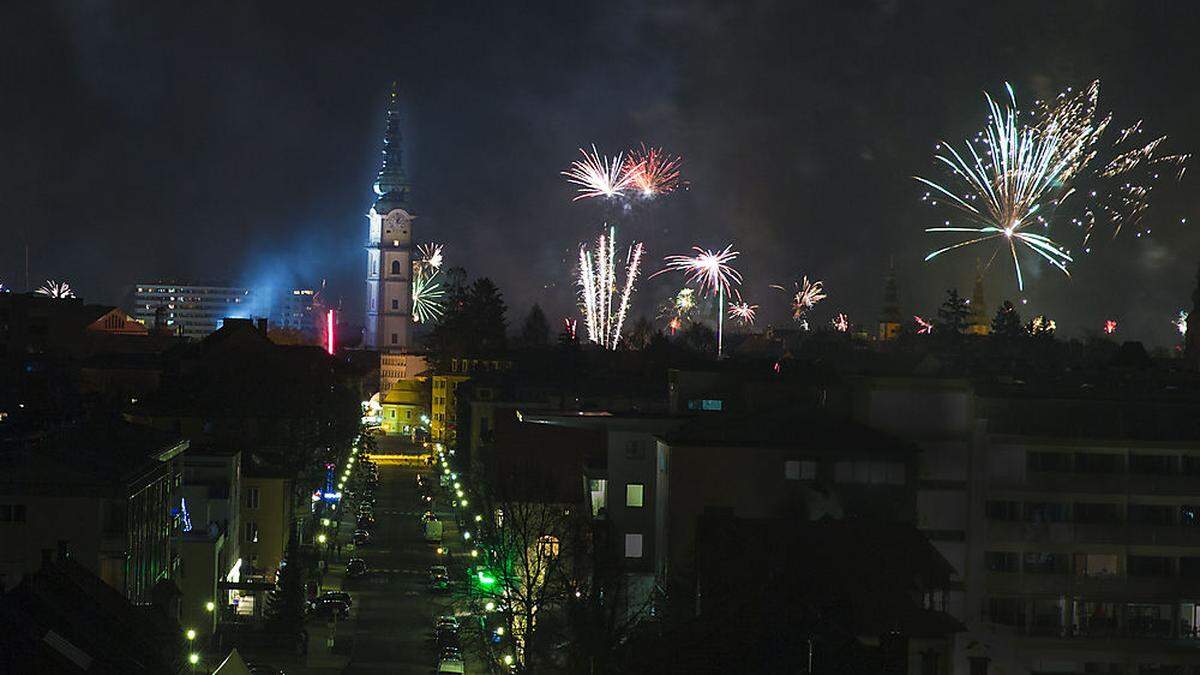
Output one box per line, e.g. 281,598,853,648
987,520,1200,547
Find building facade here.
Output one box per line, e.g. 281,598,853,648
364,85,415,352
128,281,252,340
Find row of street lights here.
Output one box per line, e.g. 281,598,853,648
432,443,518,671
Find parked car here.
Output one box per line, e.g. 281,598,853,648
352,529,371,546
435,615,459,631
428,565,451,593
307,598,349,619
317,591,352,607
437,656,465,674
346,558,368,578
357,514,375,530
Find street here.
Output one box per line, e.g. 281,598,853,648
335,457,479,674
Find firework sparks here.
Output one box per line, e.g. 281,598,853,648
577,226,645,349
914,316,934,334
623,144,682,198
411,269,445,324
771,276,826,322
417,243,444,271
727,292,758,326
1034,81,1188,246
918,83,1075,290
1103,319,1117,335
562,318,577,341
36,280,74,299
654,244,742,357
562,145,633,201
668,316,683,334
1028,315,1056,335
832,313,850,332
1176,310,1189,337
654,245,742,297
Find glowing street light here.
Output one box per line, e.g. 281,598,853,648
205,601,215,612
189,653,200,665
504,655,514,666
317,533,328,545
463,531,472,540
495,626,505,635
474,514,482,522
186,628,196,641
485,601,496,611
471,549,479,558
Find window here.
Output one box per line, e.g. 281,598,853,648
1023,552,1067,574
686,399,723,411
1075,553,1119,577
985,551,1019,573
1129,503,1174,525
245,488,260,510
624,533,643,558
538,535,560,558
1027,452,1072,472
1129,454,1174,475
1025,502,1069,523
392,299,399,310
833,460,905,485
985,500,1021,521
244,521,259,544
391,333,398,344
1128,555,1172,578
785,460,818,480
1074,502,1120,524
1076,453,1122,474
624,441,647,460
391,260,402,275
0,504,27,522
988,598,1026,627
626,484,644,508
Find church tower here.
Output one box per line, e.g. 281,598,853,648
877,258,902,341
365,84,415,351
966,265,991,336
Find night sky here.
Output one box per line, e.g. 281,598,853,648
5,1,1200,346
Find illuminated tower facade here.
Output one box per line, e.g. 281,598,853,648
877,259,902,341
966,267,990,336
364,85,414,351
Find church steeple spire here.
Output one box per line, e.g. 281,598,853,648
372,82,410,212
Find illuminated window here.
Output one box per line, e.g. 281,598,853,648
785,460,817,480
625,484,644,508
244,521,259,543
624,533,643,558
538,535,560,558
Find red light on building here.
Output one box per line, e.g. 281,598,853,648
326,309,335,355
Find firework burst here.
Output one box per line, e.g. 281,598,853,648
623,144,682,198
562,145,633,201
655,245,742,297
727,292,758,326
918,84,1074,290
577,226,645,349
831,313,850,332
562,318,578,341
36,280,74,299
914,316,934,334
1103,319,1117,335
771,276,826,322
1176,310,1189,337
411,270,445,324
417,243,444,271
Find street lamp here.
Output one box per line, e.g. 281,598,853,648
205,601,215,612
318,533,327,545
495,626,505,636
461,498,469,507
504,655,514,666
186,628,196,641
188,653,200,668
485,601,496,612
474,514,482,522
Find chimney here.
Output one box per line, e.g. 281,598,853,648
256,318,269,335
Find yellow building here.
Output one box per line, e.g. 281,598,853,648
431,358,510,444
381,378,430,437
241,453,293,582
